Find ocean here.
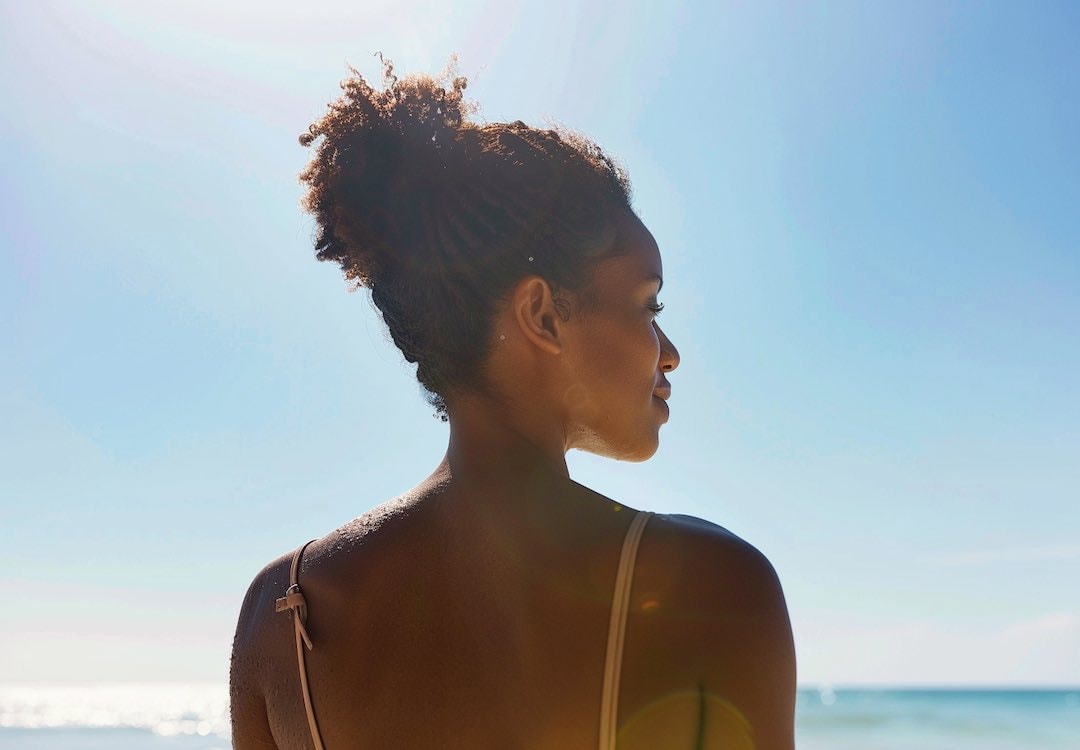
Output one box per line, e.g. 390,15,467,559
1,684,1077,748
795,688,1080,749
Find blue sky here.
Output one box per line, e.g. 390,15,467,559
2,0,1077,687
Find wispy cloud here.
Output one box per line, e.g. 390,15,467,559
797,612,1080,685
1005,612,1080,635
926,544,1080,566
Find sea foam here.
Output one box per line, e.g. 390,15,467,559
0,683,229,738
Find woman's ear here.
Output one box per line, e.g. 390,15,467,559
512,275,564,356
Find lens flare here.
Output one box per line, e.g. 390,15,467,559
617,690,754,750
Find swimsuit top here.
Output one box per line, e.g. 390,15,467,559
276,510,654,750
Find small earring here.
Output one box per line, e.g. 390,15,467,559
499,334,506,341
527,256,534,262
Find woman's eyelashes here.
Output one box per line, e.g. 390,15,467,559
646,299,665,316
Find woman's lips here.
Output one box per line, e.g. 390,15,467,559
653,395,670,420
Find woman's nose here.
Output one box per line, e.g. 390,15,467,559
656,324,680,373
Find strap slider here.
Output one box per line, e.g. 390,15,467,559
275,584,306,613
275,583,314,650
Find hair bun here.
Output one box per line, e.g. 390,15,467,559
299,57,474,285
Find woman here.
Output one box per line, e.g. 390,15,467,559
230,62,795,749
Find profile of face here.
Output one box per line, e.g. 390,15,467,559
560,211,681,462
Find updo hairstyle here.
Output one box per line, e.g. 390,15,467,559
299,59,634,415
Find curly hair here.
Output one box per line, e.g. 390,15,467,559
299,58,634,416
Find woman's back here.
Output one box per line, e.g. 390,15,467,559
231,471,794,748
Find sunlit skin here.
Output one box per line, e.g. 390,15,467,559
230,210,796,749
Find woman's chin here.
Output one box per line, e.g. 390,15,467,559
571,428,660,463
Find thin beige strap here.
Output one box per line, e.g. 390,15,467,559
274,539,325,750
598,511,653,750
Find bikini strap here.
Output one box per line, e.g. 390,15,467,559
598,510,653,750
274,539,326,750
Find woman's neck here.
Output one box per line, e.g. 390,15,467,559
444,391,571,484
413,393,617,553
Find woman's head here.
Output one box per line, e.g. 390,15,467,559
298,60,637,416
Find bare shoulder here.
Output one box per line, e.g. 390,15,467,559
650,513,787,610
229,494,426,703
627,513,796,750
230,496,420,682
227,491,449,748
229,550,294,749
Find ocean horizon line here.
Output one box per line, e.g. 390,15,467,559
798,683,1080,691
